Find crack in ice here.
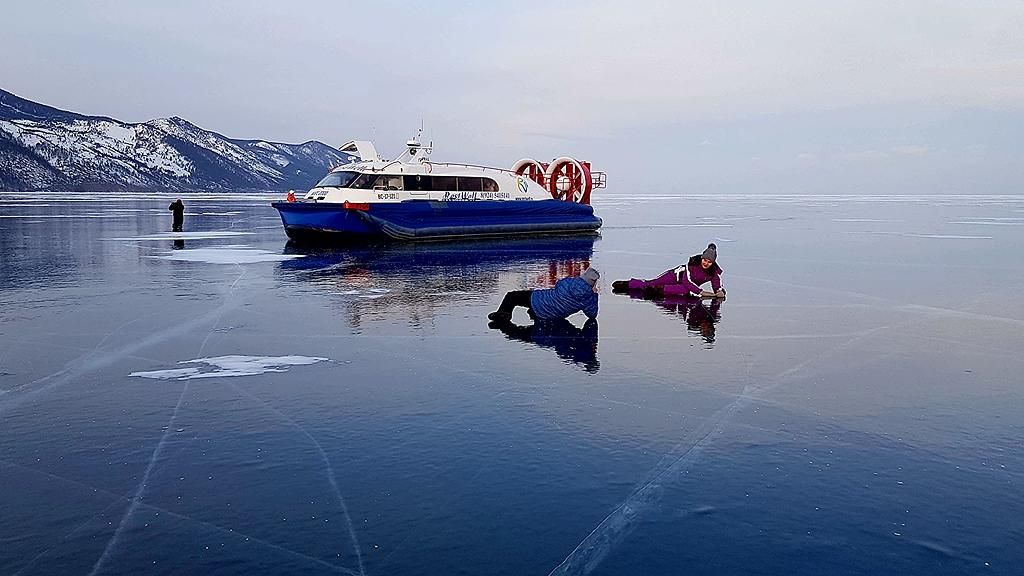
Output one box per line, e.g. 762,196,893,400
227,382,367,576
0,459,357,576
547,323,896,575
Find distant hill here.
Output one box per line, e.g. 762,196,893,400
0,88,353,191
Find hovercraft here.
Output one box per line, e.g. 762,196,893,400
271,134,605,242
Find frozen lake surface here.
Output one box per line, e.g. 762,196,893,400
2,191,1023,575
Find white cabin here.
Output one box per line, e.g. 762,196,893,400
303,138,552,205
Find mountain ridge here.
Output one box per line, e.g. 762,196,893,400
0,88,352,192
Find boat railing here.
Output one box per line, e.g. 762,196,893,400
425,162,520,176
325,159,606,190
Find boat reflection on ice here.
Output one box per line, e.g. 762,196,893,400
275,235,597,329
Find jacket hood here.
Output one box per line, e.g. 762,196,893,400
566,276,597,296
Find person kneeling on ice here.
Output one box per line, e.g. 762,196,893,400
612,243,725,299
489,267,600,323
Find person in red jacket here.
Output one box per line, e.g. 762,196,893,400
612,243,725,299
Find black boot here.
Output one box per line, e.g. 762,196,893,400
488,311,512,323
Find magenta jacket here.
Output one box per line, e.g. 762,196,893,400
627,255,722,297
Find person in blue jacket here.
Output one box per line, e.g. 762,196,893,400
488,267,599,323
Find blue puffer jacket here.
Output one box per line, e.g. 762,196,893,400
530,277,599,320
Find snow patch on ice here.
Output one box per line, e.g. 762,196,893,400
130,355,329,380
339,288,391,297
109,231,254,241
949,220,1024,226
902,233,993,239
832,218,902,223
151,247,305,264
0,213,133,219
605,224,734,229
851,231,994,240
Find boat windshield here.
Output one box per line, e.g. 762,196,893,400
315,171,360,188
349,173,380,189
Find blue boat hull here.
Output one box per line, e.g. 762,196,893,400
271,199,602,242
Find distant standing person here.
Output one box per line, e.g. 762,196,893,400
168,198,184,232
488,267,600,323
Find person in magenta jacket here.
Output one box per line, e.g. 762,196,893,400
612,243,725,298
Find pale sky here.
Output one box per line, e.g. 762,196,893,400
4,0,1024,194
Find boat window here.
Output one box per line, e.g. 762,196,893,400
404,175,433,191
350,173,381,189
482,178,499,192
380,175,403,190
314,171,360,188
432,176,457,191
457,177,483,192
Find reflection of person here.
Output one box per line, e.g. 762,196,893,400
654,296,722,344
168,199,185,232
488,267,599,323
172,239,185,250
612,243,725,299
492,317,600,373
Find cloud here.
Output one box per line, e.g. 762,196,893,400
6,2,1024,139
837,149,890,162
892,145,929,156
3,0,1024,193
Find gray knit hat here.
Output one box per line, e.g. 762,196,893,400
581,267,600,286
701,243,717,263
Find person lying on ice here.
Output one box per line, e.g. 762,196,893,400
488,267,599,323
612,243,725,299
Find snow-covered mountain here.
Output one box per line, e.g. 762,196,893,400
0,88,353,191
